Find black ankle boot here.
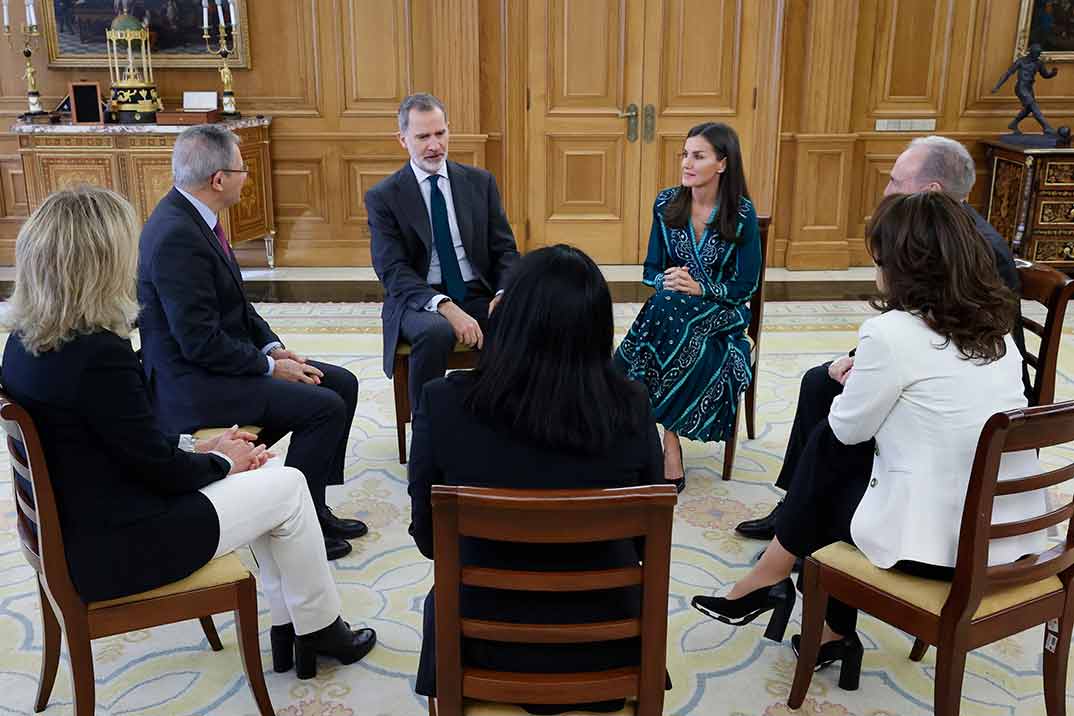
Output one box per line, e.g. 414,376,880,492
294,617,377,680
791,633,864,691
270,623,295,673
691,578,796,642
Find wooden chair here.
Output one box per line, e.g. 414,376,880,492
789,401,1074,715
428,484,677,716
721,215,771,480
394,342,479,464
4,392,275,716
1016,259,1074,407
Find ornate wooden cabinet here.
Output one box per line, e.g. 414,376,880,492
13,117,277,266
983,140,1074,268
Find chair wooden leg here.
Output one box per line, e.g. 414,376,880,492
745,373,757,440
933,638,969,716
234,578,275,716
788,560,828,709
394,355,410,465
65,623,96,716
34,578,61,713
428,696,437,716
1044,600,1073,716
909,637,929,662
722,401,741,481
200,616,223,652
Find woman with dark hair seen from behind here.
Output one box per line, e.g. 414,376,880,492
408,244,669,714
691,192,1047,690
615,121,761,492
3,186,375,681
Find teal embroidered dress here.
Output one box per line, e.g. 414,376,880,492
615,188,761,443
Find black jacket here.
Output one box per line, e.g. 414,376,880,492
367,161,519,377
137,188,281,433
3,331,227,602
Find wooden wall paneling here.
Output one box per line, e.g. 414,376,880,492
749,0,786,218
784,135,855,269
272,158,331,224
433,0,481,132
868,0,954,118
341,0,411,118
799,0,860,134
657,0,740,116
126,153,174,224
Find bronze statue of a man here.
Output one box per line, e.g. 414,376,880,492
993,43,1059,134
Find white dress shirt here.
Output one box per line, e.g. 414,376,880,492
174,186,280,374
409,160,476,311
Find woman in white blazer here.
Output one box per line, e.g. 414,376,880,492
692,191,1046,690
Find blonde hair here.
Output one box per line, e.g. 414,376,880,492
9,185,141,354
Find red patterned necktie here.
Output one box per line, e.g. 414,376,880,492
212,220,230,255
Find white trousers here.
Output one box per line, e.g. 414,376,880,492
200,460,341,635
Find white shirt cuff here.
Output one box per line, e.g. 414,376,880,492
178,434,196,452
424,294,451,312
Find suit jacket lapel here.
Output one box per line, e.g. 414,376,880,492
170,189,245,291
447,161,475,259
396,166,433,254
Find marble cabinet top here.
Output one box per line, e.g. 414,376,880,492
10,116,271,134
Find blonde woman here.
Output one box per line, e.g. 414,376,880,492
3,186,374,679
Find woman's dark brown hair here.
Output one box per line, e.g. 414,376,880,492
662,122,751,243
867,191,1017,362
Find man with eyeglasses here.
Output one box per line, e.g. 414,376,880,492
137,124,367,562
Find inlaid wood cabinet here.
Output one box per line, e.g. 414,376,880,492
14,118,277,266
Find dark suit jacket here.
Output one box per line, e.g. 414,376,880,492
367,161,519,377
2,331,228,602
966,205,1031,399
137,188,281,433
408,372,665,694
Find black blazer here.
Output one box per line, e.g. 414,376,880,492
408,372,665,694
137,188,281,433
2,331,228,602
367,161,519,377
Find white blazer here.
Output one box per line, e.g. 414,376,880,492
829,310,1046,569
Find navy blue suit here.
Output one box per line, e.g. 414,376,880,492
137,188,358,510
367,161,519,385
3,331,228,602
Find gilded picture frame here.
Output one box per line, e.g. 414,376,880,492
42,0,250,69
1017,0,1074,61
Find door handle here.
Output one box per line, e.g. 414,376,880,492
619,103,638,142
643,104,655,142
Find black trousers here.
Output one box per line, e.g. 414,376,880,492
239,360,358,512
775,362,844,491
775,421,954,634
399,281,492,412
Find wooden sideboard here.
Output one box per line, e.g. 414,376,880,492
983,139,1074,268
13,117,277,267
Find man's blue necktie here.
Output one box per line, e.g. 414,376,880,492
428,175,466,302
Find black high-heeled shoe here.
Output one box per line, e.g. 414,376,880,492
294,616,377,680
791,633,863,691
691,578,796,643
270,623,295,673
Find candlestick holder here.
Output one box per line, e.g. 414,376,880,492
5,22,52,121
204,17,240,118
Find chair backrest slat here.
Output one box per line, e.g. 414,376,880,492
995,462,1074,496
986,544,1074,586
461,618,641,644
990,503,1074,539
431,484,676,714
461,566,642,591
1017,261,1074,406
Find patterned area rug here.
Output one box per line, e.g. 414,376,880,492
0,301,1071,716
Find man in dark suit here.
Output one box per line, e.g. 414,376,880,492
735,135,1030,543
138,124,366,561
366,93,519,415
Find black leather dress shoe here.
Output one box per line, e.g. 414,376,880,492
295,617,377,679
318,506,369,540
325,536,352,560
735,499,783,540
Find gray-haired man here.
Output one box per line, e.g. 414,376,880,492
137,124,365,561
735,135,1029,543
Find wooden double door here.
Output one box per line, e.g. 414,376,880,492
527,0,775,263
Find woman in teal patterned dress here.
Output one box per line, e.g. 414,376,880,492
615,122,761,491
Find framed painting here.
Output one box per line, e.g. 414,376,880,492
42,0,250,69
1017,0,1074,61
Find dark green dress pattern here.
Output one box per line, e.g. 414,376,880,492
614,188,761,443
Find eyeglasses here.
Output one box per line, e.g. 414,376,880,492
219,164,249,174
